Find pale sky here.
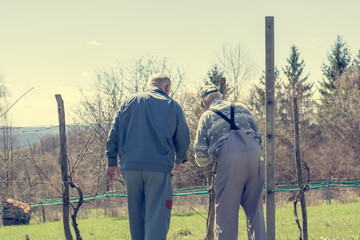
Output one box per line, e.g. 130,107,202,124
1,0,360,127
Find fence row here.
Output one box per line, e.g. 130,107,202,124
1,179,359,209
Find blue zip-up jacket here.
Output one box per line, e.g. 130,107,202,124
106,87,190,173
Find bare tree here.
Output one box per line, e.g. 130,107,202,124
126,55,186,97
0,71,15,201
0,69,7,113
0,125,16,195
74,55,187,130
215,42,257,101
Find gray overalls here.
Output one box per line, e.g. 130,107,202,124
212,105,266,240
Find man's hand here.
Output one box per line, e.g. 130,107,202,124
106,166,120,183
172,163,182,172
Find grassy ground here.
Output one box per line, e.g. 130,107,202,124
1,201,360,240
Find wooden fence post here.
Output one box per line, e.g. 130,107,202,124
293,97,308,240
265,16,276,240
327,176,331,205
55,94,73,240
205,163,216,240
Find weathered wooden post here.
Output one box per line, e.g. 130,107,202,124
327,176,331,205
205,163,216,240
265,16,276,240
293,97,308,240
55,94,73,240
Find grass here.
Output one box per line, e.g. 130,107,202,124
1,201,360,240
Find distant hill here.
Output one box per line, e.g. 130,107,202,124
8,126,77,148
12,127,58,147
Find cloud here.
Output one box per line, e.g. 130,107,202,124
82,72,89,76
311,38,323,45
86,41,102,46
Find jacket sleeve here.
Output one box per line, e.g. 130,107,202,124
105,112,120,167
173,105,190,164
194,114,211,167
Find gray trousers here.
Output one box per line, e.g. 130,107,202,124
122,169,173,240
214,130,266,240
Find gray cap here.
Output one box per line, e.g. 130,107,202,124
200,84,219,99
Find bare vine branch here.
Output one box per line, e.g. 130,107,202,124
0,87,34,118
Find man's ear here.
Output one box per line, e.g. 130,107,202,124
165,84,171,95
202,99,208,109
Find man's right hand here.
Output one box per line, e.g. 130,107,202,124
106,166,120,183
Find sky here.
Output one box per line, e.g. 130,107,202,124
1,0,360,127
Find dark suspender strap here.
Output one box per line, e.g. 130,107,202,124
231,103,235,129
211,110,232,125
210,103,239,130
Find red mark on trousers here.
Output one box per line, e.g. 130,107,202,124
166,200,172,209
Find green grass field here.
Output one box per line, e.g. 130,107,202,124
1,201,359,240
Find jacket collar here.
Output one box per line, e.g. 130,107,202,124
147,87,166,95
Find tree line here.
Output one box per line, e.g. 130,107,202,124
0,36,359,210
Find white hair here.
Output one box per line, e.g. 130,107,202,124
147,73,171,88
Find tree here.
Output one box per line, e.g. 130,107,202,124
318,37,357,148
215,42,256,101
319,35,351,96
0,70,15,200
75,55,186,129
282,45,314,127
280,45,315,181
352,50,360,89
283,46,312,98
125,56,186,97
319,68,360,154
352,50,360,70
315,68,360,179
0,68,8,115
205,65,228,98
246,68,281,132
0,125,16,190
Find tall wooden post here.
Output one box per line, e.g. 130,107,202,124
265,16,276,240
55,94,73,240
293,97,308,240
205,163,216,240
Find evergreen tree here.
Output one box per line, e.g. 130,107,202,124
319,35,351,96
246,68,281,129
353,50,360,69
282,45,314,126
278,46,315,180
283,46,312,98
205,65,228,99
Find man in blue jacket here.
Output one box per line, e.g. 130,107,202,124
106,73,190,240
